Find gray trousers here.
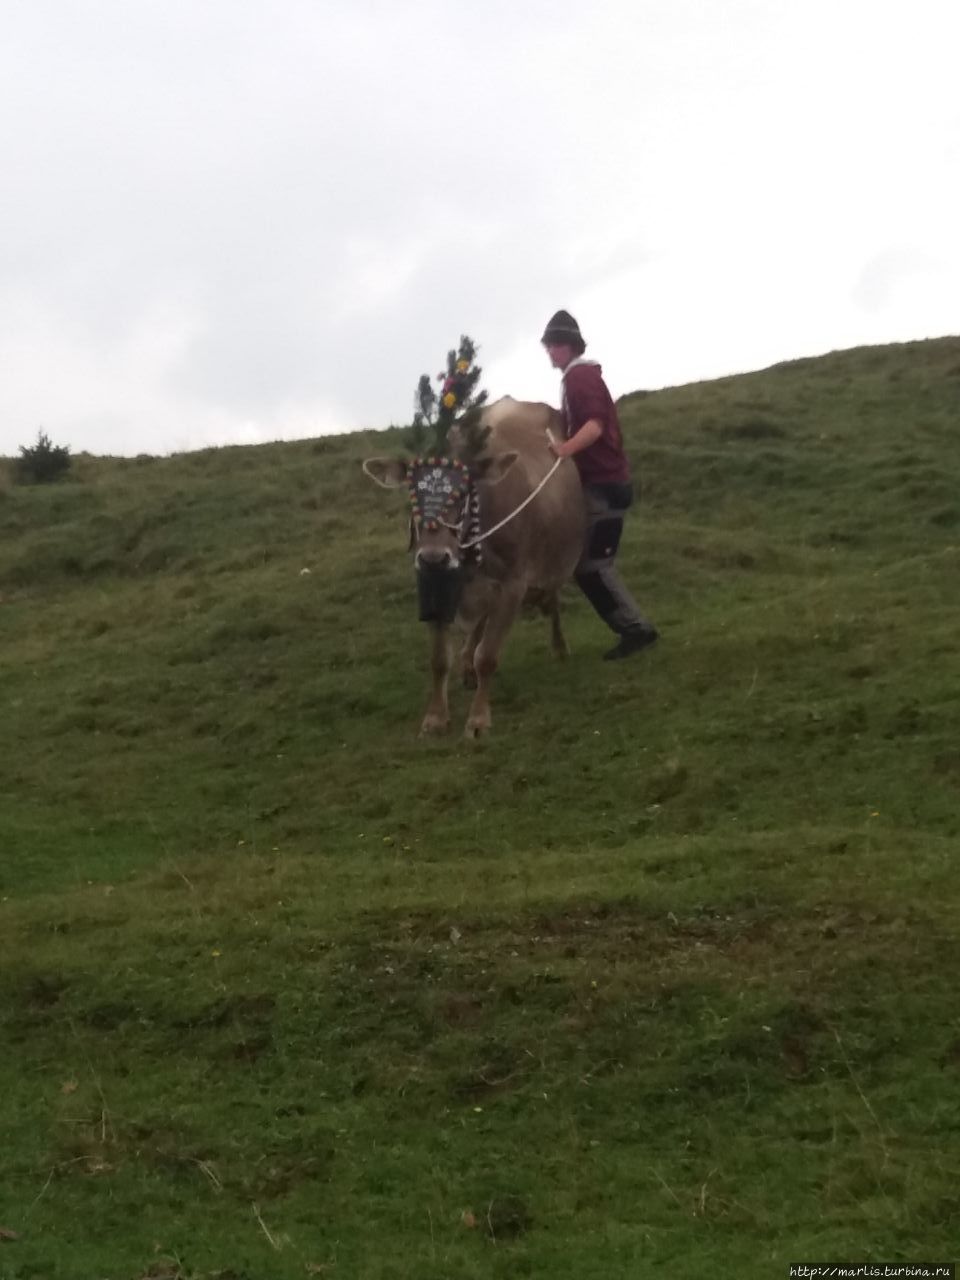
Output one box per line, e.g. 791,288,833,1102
575,483,654,636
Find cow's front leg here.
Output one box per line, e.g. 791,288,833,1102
465,583,525,738
420,623,452,735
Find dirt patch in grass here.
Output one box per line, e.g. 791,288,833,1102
171,994,277,1030
313,893,951,1113
346,894,936,990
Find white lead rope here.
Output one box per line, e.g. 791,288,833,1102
459,429,565,551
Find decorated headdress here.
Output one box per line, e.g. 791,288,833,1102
402,336,492,565
407,335,490,463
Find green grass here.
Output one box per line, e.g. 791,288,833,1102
1,337,959,1278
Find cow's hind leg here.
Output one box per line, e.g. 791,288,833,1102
420,624,452,735
461,617,485,689
465,582,525,739
545,590,569,659
527,587,569,659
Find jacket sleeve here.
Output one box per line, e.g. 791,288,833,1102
565,366,612,432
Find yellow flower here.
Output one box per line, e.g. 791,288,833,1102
456,359,469,372
443,392,457,409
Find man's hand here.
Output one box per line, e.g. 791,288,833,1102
547,432,569,459
549,419,603,459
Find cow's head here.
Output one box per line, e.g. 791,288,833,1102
362,450,518,623
363,452,518,569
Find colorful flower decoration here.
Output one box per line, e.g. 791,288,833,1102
408,335,490,460
407,457,471,532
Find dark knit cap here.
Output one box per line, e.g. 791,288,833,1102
541,309,586,353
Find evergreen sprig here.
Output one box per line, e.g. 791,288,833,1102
408,335,490,460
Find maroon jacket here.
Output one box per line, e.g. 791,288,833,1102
561,359,630,487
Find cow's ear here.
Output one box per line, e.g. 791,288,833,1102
362,457,408,489
482,451,519,486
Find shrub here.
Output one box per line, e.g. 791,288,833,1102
15,431,72,484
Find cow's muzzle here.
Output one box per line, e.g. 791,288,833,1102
416,562,464,624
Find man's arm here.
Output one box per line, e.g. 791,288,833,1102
549,418,603,459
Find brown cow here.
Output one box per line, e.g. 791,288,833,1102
363,396,585,736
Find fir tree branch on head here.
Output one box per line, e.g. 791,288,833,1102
407,335,490,462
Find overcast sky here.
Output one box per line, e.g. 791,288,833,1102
2,0,958,457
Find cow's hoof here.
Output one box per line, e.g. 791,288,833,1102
464,717,491,740
462,670,478,690
419,715,450,736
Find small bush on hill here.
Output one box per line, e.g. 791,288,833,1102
15,431,72,484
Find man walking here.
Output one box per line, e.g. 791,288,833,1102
542,309,659,660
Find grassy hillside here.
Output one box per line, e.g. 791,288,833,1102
1,338,959,1279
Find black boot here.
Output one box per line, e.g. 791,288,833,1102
603,626,659,661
